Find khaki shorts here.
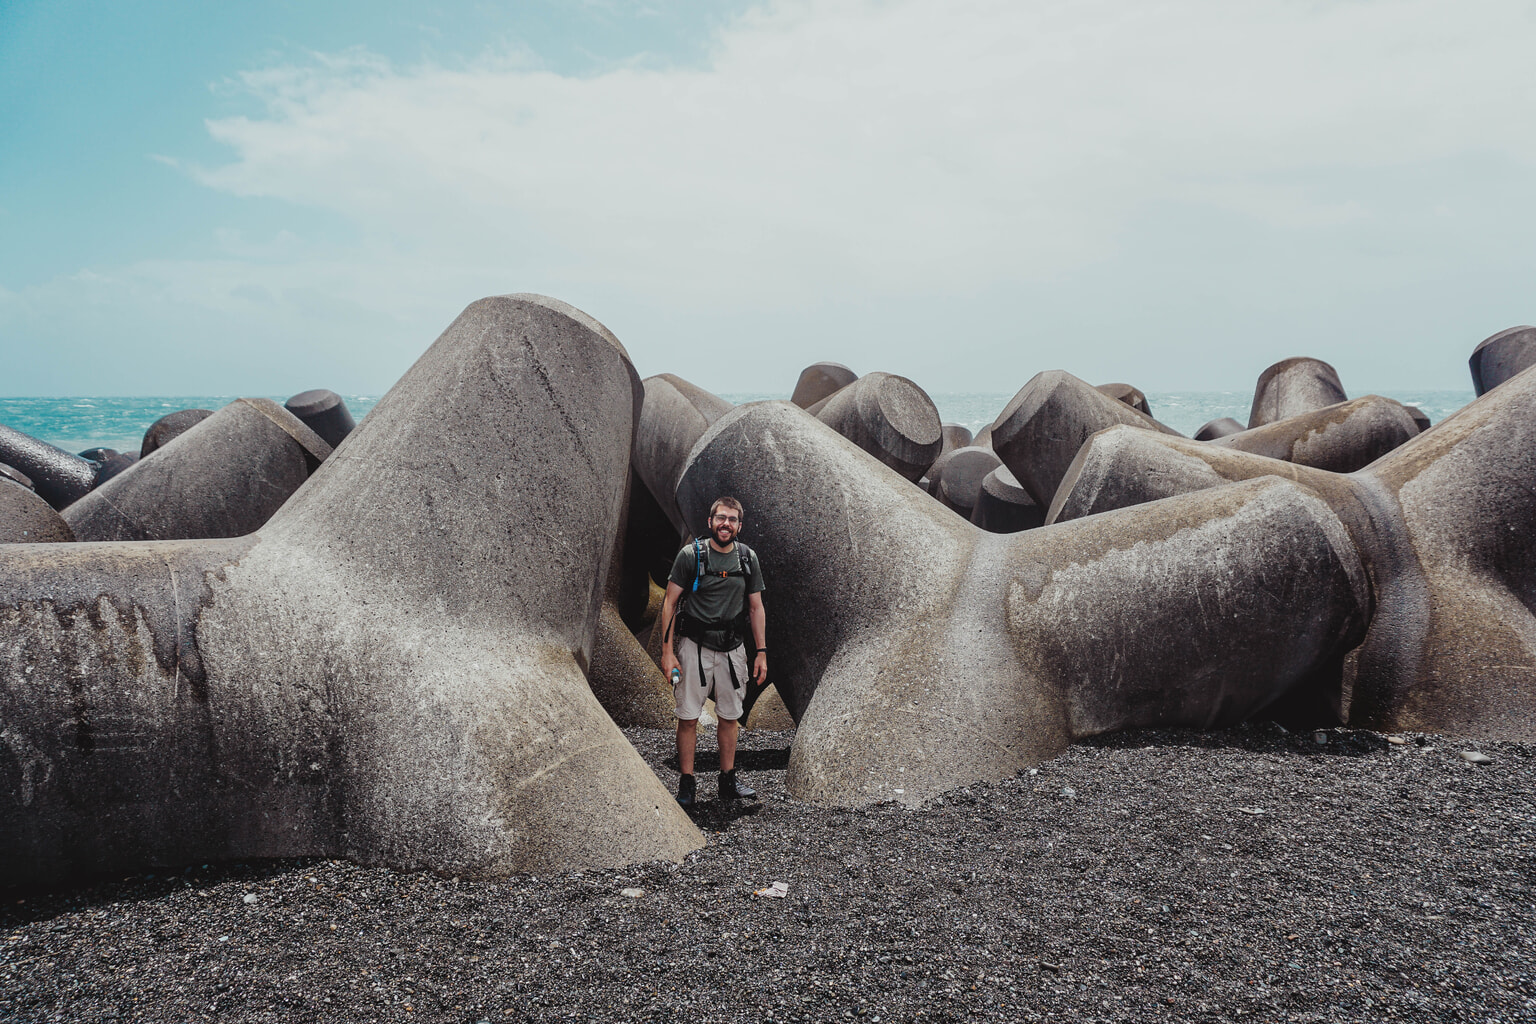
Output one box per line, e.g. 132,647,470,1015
674,638,748,721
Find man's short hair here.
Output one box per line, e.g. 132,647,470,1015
710,496,744,520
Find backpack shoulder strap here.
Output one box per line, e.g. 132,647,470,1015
734,541,753,577
690,537,706,592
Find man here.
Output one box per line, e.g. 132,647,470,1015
658,496,768,806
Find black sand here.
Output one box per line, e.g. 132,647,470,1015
3,724,1532,1022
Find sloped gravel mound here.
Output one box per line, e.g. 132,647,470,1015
2,724,1532,1023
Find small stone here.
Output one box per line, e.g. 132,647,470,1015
1387,735,1408,745
1460,750,1493,765
620,888,645,898
1313,730,1330,745
241,893,258,905
1059,786,1076,799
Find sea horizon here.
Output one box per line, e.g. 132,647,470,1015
0,389,1480,456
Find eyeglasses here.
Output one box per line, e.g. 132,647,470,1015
711,514,740,524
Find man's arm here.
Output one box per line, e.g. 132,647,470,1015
659,582,685,678
747,591,767,685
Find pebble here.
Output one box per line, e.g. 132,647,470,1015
0,725,1529,1023
1461,750,1493,765
619,888,644,898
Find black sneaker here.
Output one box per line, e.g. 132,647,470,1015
676,773,696,807
719,769,756,800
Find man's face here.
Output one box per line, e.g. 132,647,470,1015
709,507,741,545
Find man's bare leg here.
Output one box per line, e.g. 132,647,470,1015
718,717,738,773
677,718,698,775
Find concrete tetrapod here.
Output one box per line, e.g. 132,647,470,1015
1095,382,1151,417
812,372,943,482
633,374,733,536
939,424,974,459
0,479,74,542
1248,357,1348,428
0,294,703,885
1044,366,1536,740
142,409,215,457
791,362,858,409
676,402,1369,806
63,400,333,543
928,446,1002,520
1208,395,1420,473
991,370,1181,509
1468,326,1536,396
285,389,357,449
1194,417,1244,441
969,465,1042,534
0,424,99,510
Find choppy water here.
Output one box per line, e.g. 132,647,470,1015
0,396,382,455
0,389,1476,456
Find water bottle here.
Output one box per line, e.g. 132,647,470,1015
670,668,681,686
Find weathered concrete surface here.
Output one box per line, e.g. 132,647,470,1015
1468,325,1536,396
1043,368,1536,741
791,362,858,410
1248,357,1348,428
677,402,1367,807
285,389,357,449
1211,395,1420,473
63,400,333,543
1052,396,1418,525
0,424,98,510
588,603,676,728
633,374,733,536
812,372,943,482
142,409,214,458
929,446,1002,520
0,479,74,543
991,370,1181,509
0,294,703,885
939,424,974,459
92,451,140,485
970,465,1042,534
1195,417,1245,441
1095,382,1151,417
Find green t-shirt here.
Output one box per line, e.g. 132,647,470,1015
668,541,765,651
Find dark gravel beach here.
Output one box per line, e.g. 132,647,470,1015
3,723,1532,1023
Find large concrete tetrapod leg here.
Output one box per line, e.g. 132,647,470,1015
791,362,858,410
1044,368,1536,742
811,372,943,482
64,399,332,542
633,374,733,536
0,478,74,542
1211,395,1420,472
284,389,357,449
991,370,1181,509
677,402,1367,807
0,425,99,510
1343,362,1536,740
1468,326,1536,396
0,294,703,885
1248,357,1348,428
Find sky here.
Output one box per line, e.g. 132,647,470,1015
2,0,1534,397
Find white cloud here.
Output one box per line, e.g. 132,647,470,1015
10,0,1536,393
189,0,1536,304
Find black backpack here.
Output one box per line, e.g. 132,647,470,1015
671,538,755,652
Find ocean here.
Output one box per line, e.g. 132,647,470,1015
0,390,1478,456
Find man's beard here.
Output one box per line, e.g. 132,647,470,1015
715,525,735,544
